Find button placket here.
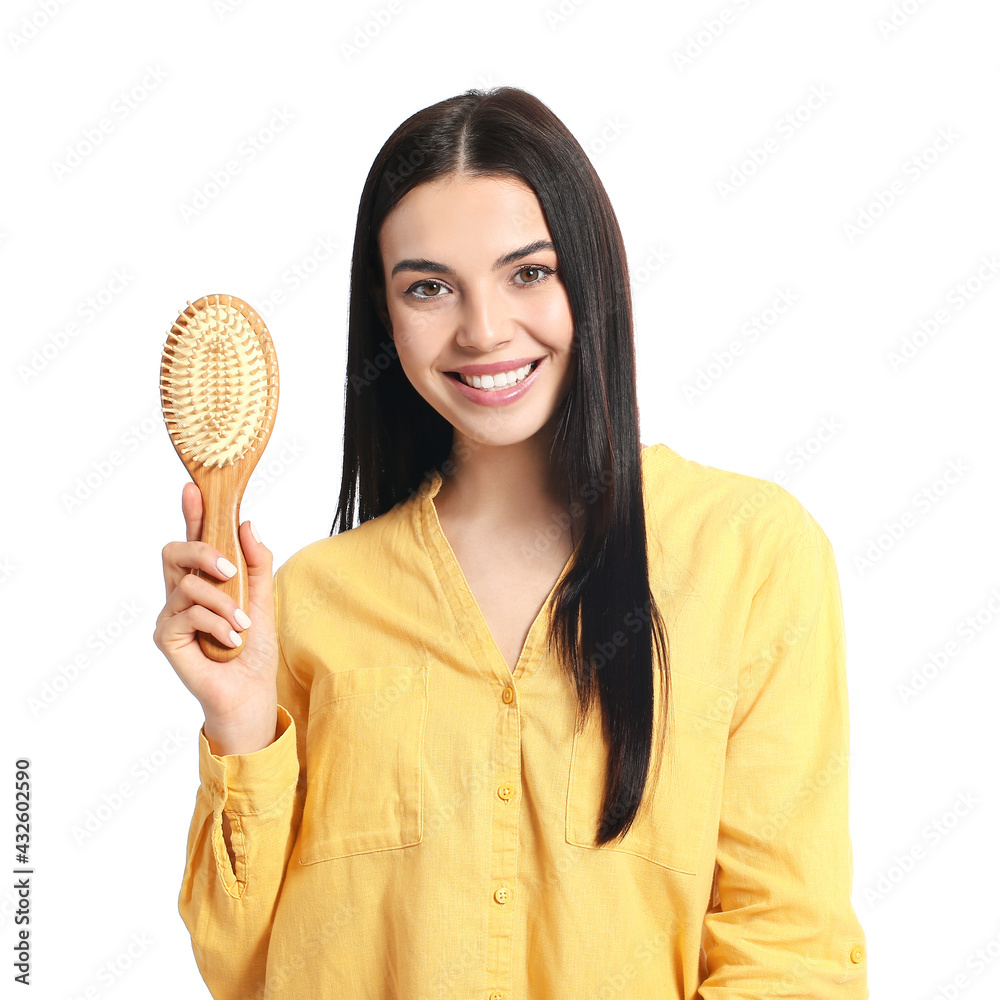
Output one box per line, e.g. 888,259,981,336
485,678,520,991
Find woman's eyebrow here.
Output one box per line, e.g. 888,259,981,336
390,240,556,278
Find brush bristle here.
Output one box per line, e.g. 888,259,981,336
160,295,277,468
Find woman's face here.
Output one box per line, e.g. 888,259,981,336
376,172,575,449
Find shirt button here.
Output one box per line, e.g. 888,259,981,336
489,992,505,1000
850,945,864,964
494,885,510,904
501,686,514,704
497,783,514,801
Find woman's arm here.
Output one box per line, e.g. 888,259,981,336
699,516,868,998
177,572,310,1000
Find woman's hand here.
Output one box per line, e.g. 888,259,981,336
153,482,279,755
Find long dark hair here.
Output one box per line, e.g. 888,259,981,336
332,86,670,846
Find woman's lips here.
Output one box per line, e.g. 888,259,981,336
447,356,543,376
445,358,545,407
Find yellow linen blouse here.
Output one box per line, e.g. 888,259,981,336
177,442,869,999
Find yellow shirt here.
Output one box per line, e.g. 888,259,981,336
178,442,869,999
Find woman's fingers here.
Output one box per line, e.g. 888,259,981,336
157,571,251,644
161,538,240,596
155,601,245,656
155,488,278,728
240,519,273,610
158,489,274,662
182,482,204,543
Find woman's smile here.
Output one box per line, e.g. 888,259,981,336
443,356,547,407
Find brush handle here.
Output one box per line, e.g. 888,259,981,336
194,468,251,662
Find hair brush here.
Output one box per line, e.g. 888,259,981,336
159,293,279,662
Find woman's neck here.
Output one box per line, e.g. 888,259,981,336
433,429,574,535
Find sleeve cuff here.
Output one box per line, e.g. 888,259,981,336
197,705,298,814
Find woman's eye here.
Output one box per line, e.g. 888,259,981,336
410,280,449,298
514,265,553,285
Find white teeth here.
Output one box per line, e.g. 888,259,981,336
459,361,537,390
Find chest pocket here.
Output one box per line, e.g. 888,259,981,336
565,670,735,876
298,664,428,865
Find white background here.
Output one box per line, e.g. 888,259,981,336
3,1,999,997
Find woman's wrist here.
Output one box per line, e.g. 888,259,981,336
203,700,279,757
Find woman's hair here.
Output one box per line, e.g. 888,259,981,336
333,85,671,847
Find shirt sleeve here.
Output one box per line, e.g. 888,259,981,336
177,570,310,1000
698,515,869,998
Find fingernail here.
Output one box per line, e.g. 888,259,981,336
249,521,262,544
234,608,252,629
228,630,242,647
217,557,238,579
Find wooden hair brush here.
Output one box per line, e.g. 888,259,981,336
159,293,279,662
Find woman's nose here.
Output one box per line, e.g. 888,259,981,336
453,285,513,351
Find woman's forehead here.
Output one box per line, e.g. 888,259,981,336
379,176,551,262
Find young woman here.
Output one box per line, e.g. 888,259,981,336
155,86,869,999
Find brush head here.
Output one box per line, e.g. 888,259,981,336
160,294,279,468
